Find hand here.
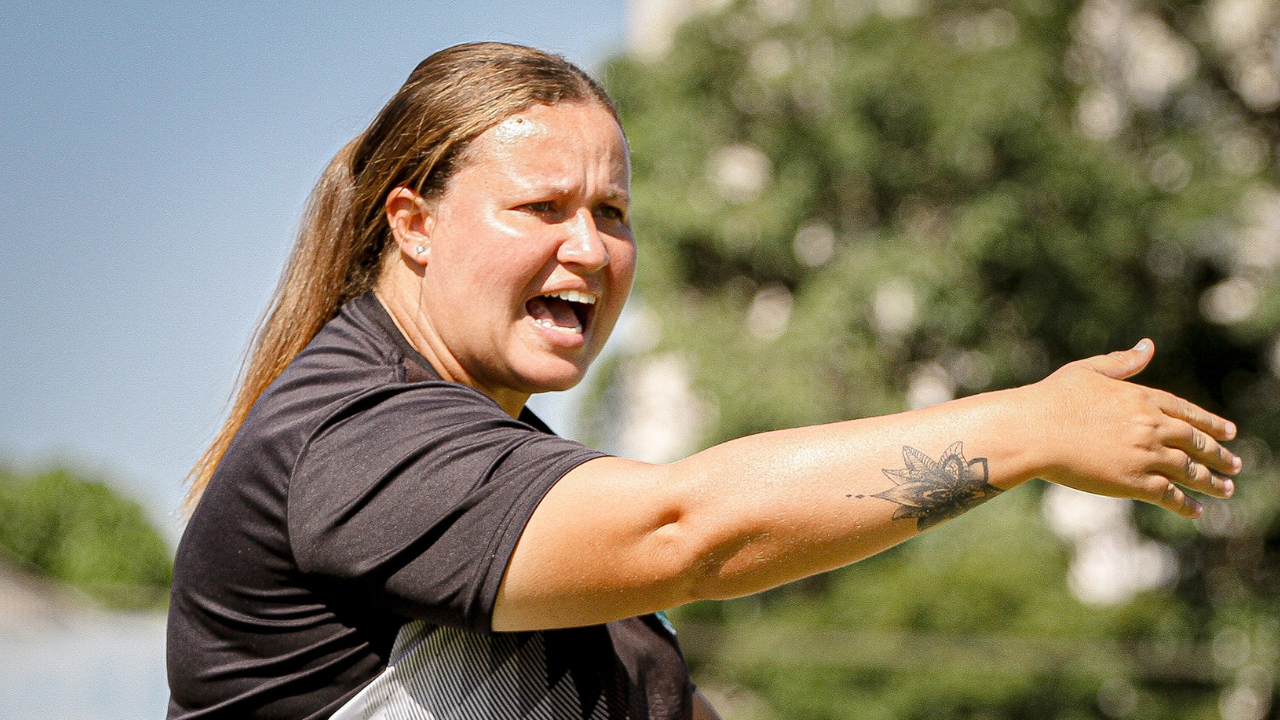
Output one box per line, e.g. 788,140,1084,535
1027,339,1240,517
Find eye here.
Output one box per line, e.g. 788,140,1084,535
596,204,626,221
525,201,555,213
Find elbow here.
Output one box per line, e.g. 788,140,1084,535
651,514,763,605
637,462,772,607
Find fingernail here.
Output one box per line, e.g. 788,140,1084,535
1225,479,1235,497
1227,422,1238,439
1134,340,1150,352
1233,455,1243,472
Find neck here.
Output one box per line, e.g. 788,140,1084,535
373,274,529,419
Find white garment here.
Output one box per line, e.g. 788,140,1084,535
330,622,612,720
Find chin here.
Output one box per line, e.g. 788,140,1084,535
515,358,591,394
528,370,587,393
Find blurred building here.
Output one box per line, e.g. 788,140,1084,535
0,557,73,633
0,558,168,719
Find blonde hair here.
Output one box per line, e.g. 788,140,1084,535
184,43,616,513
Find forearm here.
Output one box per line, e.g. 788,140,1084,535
657,386,1035,601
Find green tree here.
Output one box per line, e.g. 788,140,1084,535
0,465,172,609
599,0,1280,717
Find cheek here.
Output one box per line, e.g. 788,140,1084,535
611,243,638,292
430,235,519,292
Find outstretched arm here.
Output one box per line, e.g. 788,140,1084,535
492,341,1239,631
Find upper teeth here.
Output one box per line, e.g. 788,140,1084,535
546,290,596,305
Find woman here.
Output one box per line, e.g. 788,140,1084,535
167,43,1240,720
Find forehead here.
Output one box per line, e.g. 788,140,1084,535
456,102,630,190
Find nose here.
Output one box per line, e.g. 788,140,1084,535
557,208,610,273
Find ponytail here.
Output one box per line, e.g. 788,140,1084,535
183,139,365,513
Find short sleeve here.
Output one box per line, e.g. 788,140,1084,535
287,381,605,633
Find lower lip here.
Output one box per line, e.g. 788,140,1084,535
526,315,588,349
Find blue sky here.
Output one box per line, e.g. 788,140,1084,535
0,1,629,539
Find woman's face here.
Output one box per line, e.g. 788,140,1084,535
408,102,635,402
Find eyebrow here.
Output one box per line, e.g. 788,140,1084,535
535,183,630,204
598,188,631,204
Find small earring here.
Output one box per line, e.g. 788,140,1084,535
415,245,426,255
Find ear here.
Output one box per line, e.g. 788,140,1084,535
385,187,436,264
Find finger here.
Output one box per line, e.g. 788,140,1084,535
1195,466,1236,500
1152,450,1235,499
1163,422,1242,476
1151,390,1238,442
1076,339,1154,380
1142,474,1204,518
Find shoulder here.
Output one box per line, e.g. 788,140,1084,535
293,380,576,496
245,293,425,436
285,292,571,460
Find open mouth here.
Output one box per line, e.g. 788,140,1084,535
526,289,596,335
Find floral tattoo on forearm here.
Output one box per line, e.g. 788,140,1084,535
866,442,1002,531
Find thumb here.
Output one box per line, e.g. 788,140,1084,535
1077,338,1154,380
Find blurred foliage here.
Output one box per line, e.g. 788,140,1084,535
0,465,172,610
598,0,1280,717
